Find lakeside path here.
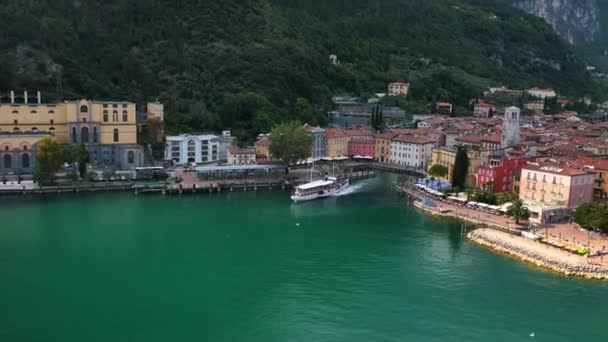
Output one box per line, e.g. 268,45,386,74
400,183,608,277
468,229,608,280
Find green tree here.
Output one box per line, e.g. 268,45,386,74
35,137,63,185
573,203,608,233
506,198,530,225
451,146,468,188
269,122,312,172
428,164,448,178
371,105,384,132
64,144,87,178
497,192,518,205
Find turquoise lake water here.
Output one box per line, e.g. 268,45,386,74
0,173,607,341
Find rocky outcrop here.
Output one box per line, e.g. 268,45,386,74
468,229,608,280
515,0,600,44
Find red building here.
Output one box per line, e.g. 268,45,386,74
476,156,534,193
348,139,375,158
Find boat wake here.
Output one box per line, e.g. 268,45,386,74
335,180,369,197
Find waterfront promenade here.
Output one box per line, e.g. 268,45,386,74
397,182,608,270
469,229,608,279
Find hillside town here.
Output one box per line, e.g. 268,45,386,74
2,85,608,228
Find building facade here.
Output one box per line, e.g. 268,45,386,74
325,129,350,157
527,87,556,99
387,82,410,96
391,136,435,168
430,147,481,187
165,134,219,165
375,133,397,163
476,157,533,193
0,132,50,174
0,92,143,170
348,139,375,158
519,164,594,223
227,146,256,165
473,102,495,118
304,125,325,159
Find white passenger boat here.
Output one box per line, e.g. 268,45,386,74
291,176,349,203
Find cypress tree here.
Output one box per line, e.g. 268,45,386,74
451,146,468,188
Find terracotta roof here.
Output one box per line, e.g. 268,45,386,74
574,157,608,170
456,135,481,144
228,146,255,155
481,134,501,143
254,138,269,146
324,129,349,139
392,135,435,144
475,103,494,108
523,163,589,176
375,132,399,140
349,138,375,144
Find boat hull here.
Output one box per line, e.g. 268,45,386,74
291,179,350,203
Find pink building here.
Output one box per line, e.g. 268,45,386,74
348,139,375,158
519,163,594,224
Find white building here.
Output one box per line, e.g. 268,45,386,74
388,82,410,97
217,130,236,161
501,106,521,149
390,135,435,168
165,134,219,165
527,87,556,99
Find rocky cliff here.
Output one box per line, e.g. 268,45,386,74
515,0,600,44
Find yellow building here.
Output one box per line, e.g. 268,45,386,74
227,146,256,165
325,130,350,158
138,101,165,143
375,133,396,163
0,91,144,170
254,137,271,160
0,132,51,174
430,147,481,187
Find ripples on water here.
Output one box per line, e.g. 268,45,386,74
1,175,608,341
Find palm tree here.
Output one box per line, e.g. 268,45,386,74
506,198,530,225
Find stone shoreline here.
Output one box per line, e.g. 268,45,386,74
468,229,608,280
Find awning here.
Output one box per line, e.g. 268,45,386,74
455,197,468,202
477,203,489,208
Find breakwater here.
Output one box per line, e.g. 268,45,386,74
468,229,608,280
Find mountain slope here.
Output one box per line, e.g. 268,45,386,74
514,0,600,44
0,0,596,136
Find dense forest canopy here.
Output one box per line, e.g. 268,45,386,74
0,0,597,140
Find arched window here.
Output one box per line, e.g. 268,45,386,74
80,105,88,113
23,145,27,151
49,110,55,114
113,110,118,122
122,110,128,122
21,154,30,168
3,154,11,169
72,127,77,143
13,127,20,131
12,110,18,114
103,110,108,122
49,127,55,133
93,127,98,143
31,127,37,132
81,127,89,143
4,146,9,151
113,129,119,142
30,110,37,115
128,150,134,164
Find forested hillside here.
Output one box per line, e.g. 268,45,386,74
0,0,596,140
